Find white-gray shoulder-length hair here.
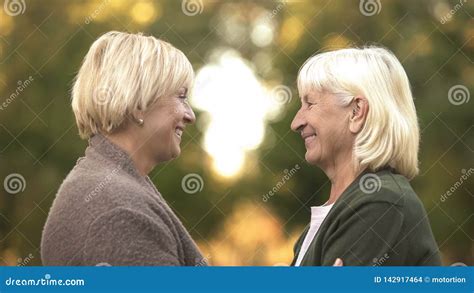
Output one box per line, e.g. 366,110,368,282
71,31,194,139
298,46,420,179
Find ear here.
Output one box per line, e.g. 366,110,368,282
130,109,145,126
349,96,368,134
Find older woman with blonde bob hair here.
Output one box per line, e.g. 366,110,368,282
41,31,206,266
290,46,441,266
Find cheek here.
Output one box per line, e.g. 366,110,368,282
143,113,172,137
170,103,186,119
306,114,320,132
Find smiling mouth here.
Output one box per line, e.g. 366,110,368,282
175,127,184,138
302,133,316,145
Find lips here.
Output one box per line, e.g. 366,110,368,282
175,126,184,139
301,132,316,145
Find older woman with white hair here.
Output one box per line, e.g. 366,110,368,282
41,31,206,266
290,46,441,266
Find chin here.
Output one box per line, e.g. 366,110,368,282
170,147,181,159
157,147,180,162
305,151,320,166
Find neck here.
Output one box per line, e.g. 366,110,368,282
105,132,155,176
322,155,364,205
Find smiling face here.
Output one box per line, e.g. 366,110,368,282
291,91,354,168
138,87,196,163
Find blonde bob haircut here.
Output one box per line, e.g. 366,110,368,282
72,31,194,139
298,46,419,179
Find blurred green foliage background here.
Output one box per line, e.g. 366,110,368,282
0,0,472,266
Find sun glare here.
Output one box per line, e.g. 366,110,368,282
191,50,284,178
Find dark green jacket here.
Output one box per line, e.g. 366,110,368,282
291,168,441,266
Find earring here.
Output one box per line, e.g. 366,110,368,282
137,118,144,126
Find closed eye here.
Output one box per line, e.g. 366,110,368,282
302,95,316,108
306,101,316,108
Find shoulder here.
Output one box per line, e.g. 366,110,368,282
334,169,429,225
347,169,423,207
45,160,159,237
56,162,148,208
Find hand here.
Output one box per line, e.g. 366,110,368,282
333,258,343,266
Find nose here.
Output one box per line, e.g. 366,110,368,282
183,103,196,124
291,108,306,133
